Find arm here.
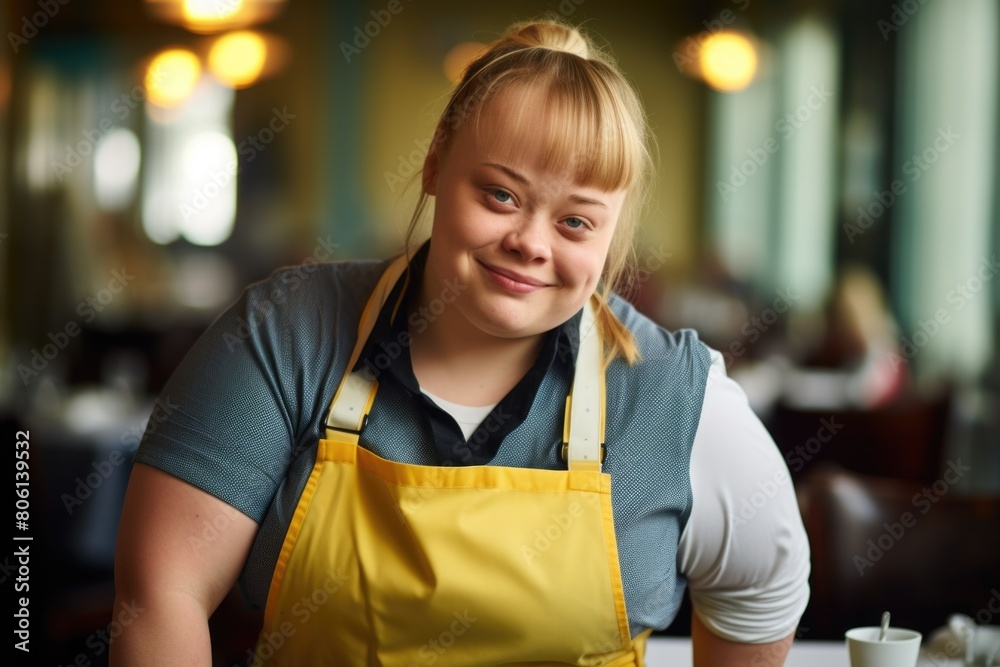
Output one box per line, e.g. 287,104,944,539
692,611,794,667
680,348,811,664
110,463,259,666
108,267,329,663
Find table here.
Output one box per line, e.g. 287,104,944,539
644,637,963,666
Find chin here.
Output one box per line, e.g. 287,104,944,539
468,302,539,338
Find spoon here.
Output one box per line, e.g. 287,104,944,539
879,611,890,641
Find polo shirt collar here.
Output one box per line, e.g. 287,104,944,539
351,238,582,465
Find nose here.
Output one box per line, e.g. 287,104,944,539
501,213,552,263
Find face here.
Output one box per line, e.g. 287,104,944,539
420,87,627,342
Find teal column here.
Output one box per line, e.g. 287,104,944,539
893,0,999,381
772,17,840,311
322,0,373,259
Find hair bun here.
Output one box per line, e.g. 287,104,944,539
505,19,591,59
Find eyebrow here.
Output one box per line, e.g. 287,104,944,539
482,162,608,209
567,193,608,209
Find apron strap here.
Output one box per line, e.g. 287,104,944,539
325,251,412,436
326,372,379,437
325,255,606,471
562,296,606,472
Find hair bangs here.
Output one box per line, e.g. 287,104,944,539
467,58,641,194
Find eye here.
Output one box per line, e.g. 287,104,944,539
559,216,594,235
492,189,513,204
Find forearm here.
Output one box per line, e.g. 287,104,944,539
109,592,212,667
111,463,259,666
691,611,794,667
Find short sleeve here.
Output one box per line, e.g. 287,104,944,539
677,349,811,643
134,265,319,523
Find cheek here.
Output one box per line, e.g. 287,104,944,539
436,187,487,238
560,252,606,290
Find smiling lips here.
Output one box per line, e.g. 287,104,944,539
479,261,549,294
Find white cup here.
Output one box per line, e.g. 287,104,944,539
845,626,922,667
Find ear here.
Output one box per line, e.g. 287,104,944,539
422,143,440,196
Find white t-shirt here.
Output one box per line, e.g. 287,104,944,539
679,349,810,643
420,387,498,441
424,348,810,644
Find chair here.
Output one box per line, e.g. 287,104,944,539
769,392,952,484
797,463,1000,639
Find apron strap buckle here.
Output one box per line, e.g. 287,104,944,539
326,411,369,435
560,441,606,464
326,373,379,434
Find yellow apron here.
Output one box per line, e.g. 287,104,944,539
252,250,653,666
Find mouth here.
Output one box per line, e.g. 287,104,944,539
478,261,549,294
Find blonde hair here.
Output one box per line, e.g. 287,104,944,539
401,17,653,369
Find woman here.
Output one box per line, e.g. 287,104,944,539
112,17,810,666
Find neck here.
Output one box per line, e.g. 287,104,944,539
407,263,545,405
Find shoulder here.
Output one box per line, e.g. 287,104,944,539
604,291,714,383
599,293,716,472
133,255,393,523
228,257,388,344
244,257,387,313
605,291,708,354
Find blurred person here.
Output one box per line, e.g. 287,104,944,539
790,263,908,409
111,17,809,666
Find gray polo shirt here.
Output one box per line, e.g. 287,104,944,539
135,249,714,638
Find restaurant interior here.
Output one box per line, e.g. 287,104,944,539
0,0,998,664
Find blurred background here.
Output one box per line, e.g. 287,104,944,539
0,0,998,663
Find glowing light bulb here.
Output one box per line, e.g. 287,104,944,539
700,32,758,92
145,49,201,108
208,31,267,88
183,0,243,22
